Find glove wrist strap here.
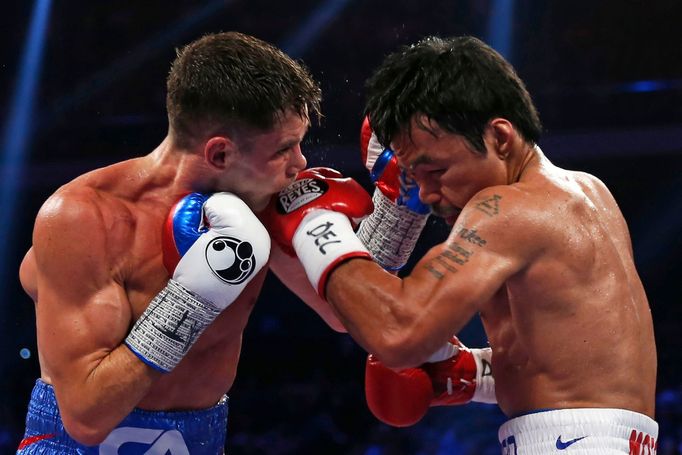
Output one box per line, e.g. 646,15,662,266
125,279,220,373
293,210,371,298
471,348,497,404
357,189,429,271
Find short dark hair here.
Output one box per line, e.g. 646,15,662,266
365,36,542,153
167,31,322,148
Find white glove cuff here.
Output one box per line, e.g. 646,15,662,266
425,341,460,363
357,189,429,271
471,347,497,404
293,210,371,297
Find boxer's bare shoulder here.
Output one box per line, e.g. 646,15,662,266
31,159,167,286
475,161,656,417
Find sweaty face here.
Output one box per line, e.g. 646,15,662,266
225,110,309,211
391,117,506,224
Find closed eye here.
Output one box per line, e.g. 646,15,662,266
272,146,294,159
413,165,445,179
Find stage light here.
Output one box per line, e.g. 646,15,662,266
281,0,354,58
486,0,515,62
0,0,52,285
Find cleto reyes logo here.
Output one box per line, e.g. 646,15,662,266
277,178,328,213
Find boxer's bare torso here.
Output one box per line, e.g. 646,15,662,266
327,119,656,419
18,108,335,445
477,160,656,418
398,119,658,418
20,154,264,410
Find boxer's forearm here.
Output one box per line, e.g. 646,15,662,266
326,259,447,369
55,346,160,445
269,243,347,332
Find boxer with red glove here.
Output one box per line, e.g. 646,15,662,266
358,116,476,427
260,167,373,297
365,337,496,427
356,116,430,271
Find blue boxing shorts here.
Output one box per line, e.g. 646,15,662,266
17,379,228,454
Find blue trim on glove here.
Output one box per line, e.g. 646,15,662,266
370,148,395,184
172,193,210,256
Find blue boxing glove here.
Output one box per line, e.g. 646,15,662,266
357,116,430,270
125,192,270,372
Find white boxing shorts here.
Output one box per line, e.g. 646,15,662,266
498,408,658,454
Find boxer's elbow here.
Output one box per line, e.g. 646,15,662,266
325,317,347,333
370,330,428,370
61,411,112,446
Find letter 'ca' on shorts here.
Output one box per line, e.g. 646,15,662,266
18,379,228,454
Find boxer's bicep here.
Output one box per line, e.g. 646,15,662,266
32,192,134,395
401,190,534,353
407,234,518,341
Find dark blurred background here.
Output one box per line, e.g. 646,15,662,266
1,0,681,453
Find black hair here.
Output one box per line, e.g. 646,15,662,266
365,36,541,153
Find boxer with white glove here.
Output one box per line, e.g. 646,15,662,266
365,337,496,427
260,167,373,298
125,192,270,372
357,116,430,271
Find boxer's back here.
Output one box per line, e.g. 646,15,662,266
483,162,656,418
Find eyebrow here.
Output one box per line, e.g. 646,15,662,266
278,139,300,151
408,154,435,171
278,125,310,150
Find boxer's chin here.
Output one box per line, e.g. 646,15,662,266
444,214,458,226
431,205,461,225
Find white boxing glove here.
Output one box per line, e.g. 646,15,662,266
125,192,270,372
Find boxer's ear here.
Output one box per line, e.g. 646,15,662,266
204,136,237,170
486,118,514,160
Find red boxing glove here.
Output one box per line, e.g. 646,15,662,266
364,338,495,427
422,337,495,406
360,116,400,201
359,116,429,214
260,167,373,297
365,355,434,427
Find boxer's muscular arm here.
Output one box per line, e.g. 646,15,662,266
269,242,347,332
326,188,536,369
32,190,160,445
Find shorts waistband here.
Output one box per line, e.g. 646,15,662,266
498,408,658,454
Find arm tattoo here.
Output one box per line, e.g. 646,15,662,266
475,194,502,217
457,226,487,247
423,242,473,279
425,264,444,279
